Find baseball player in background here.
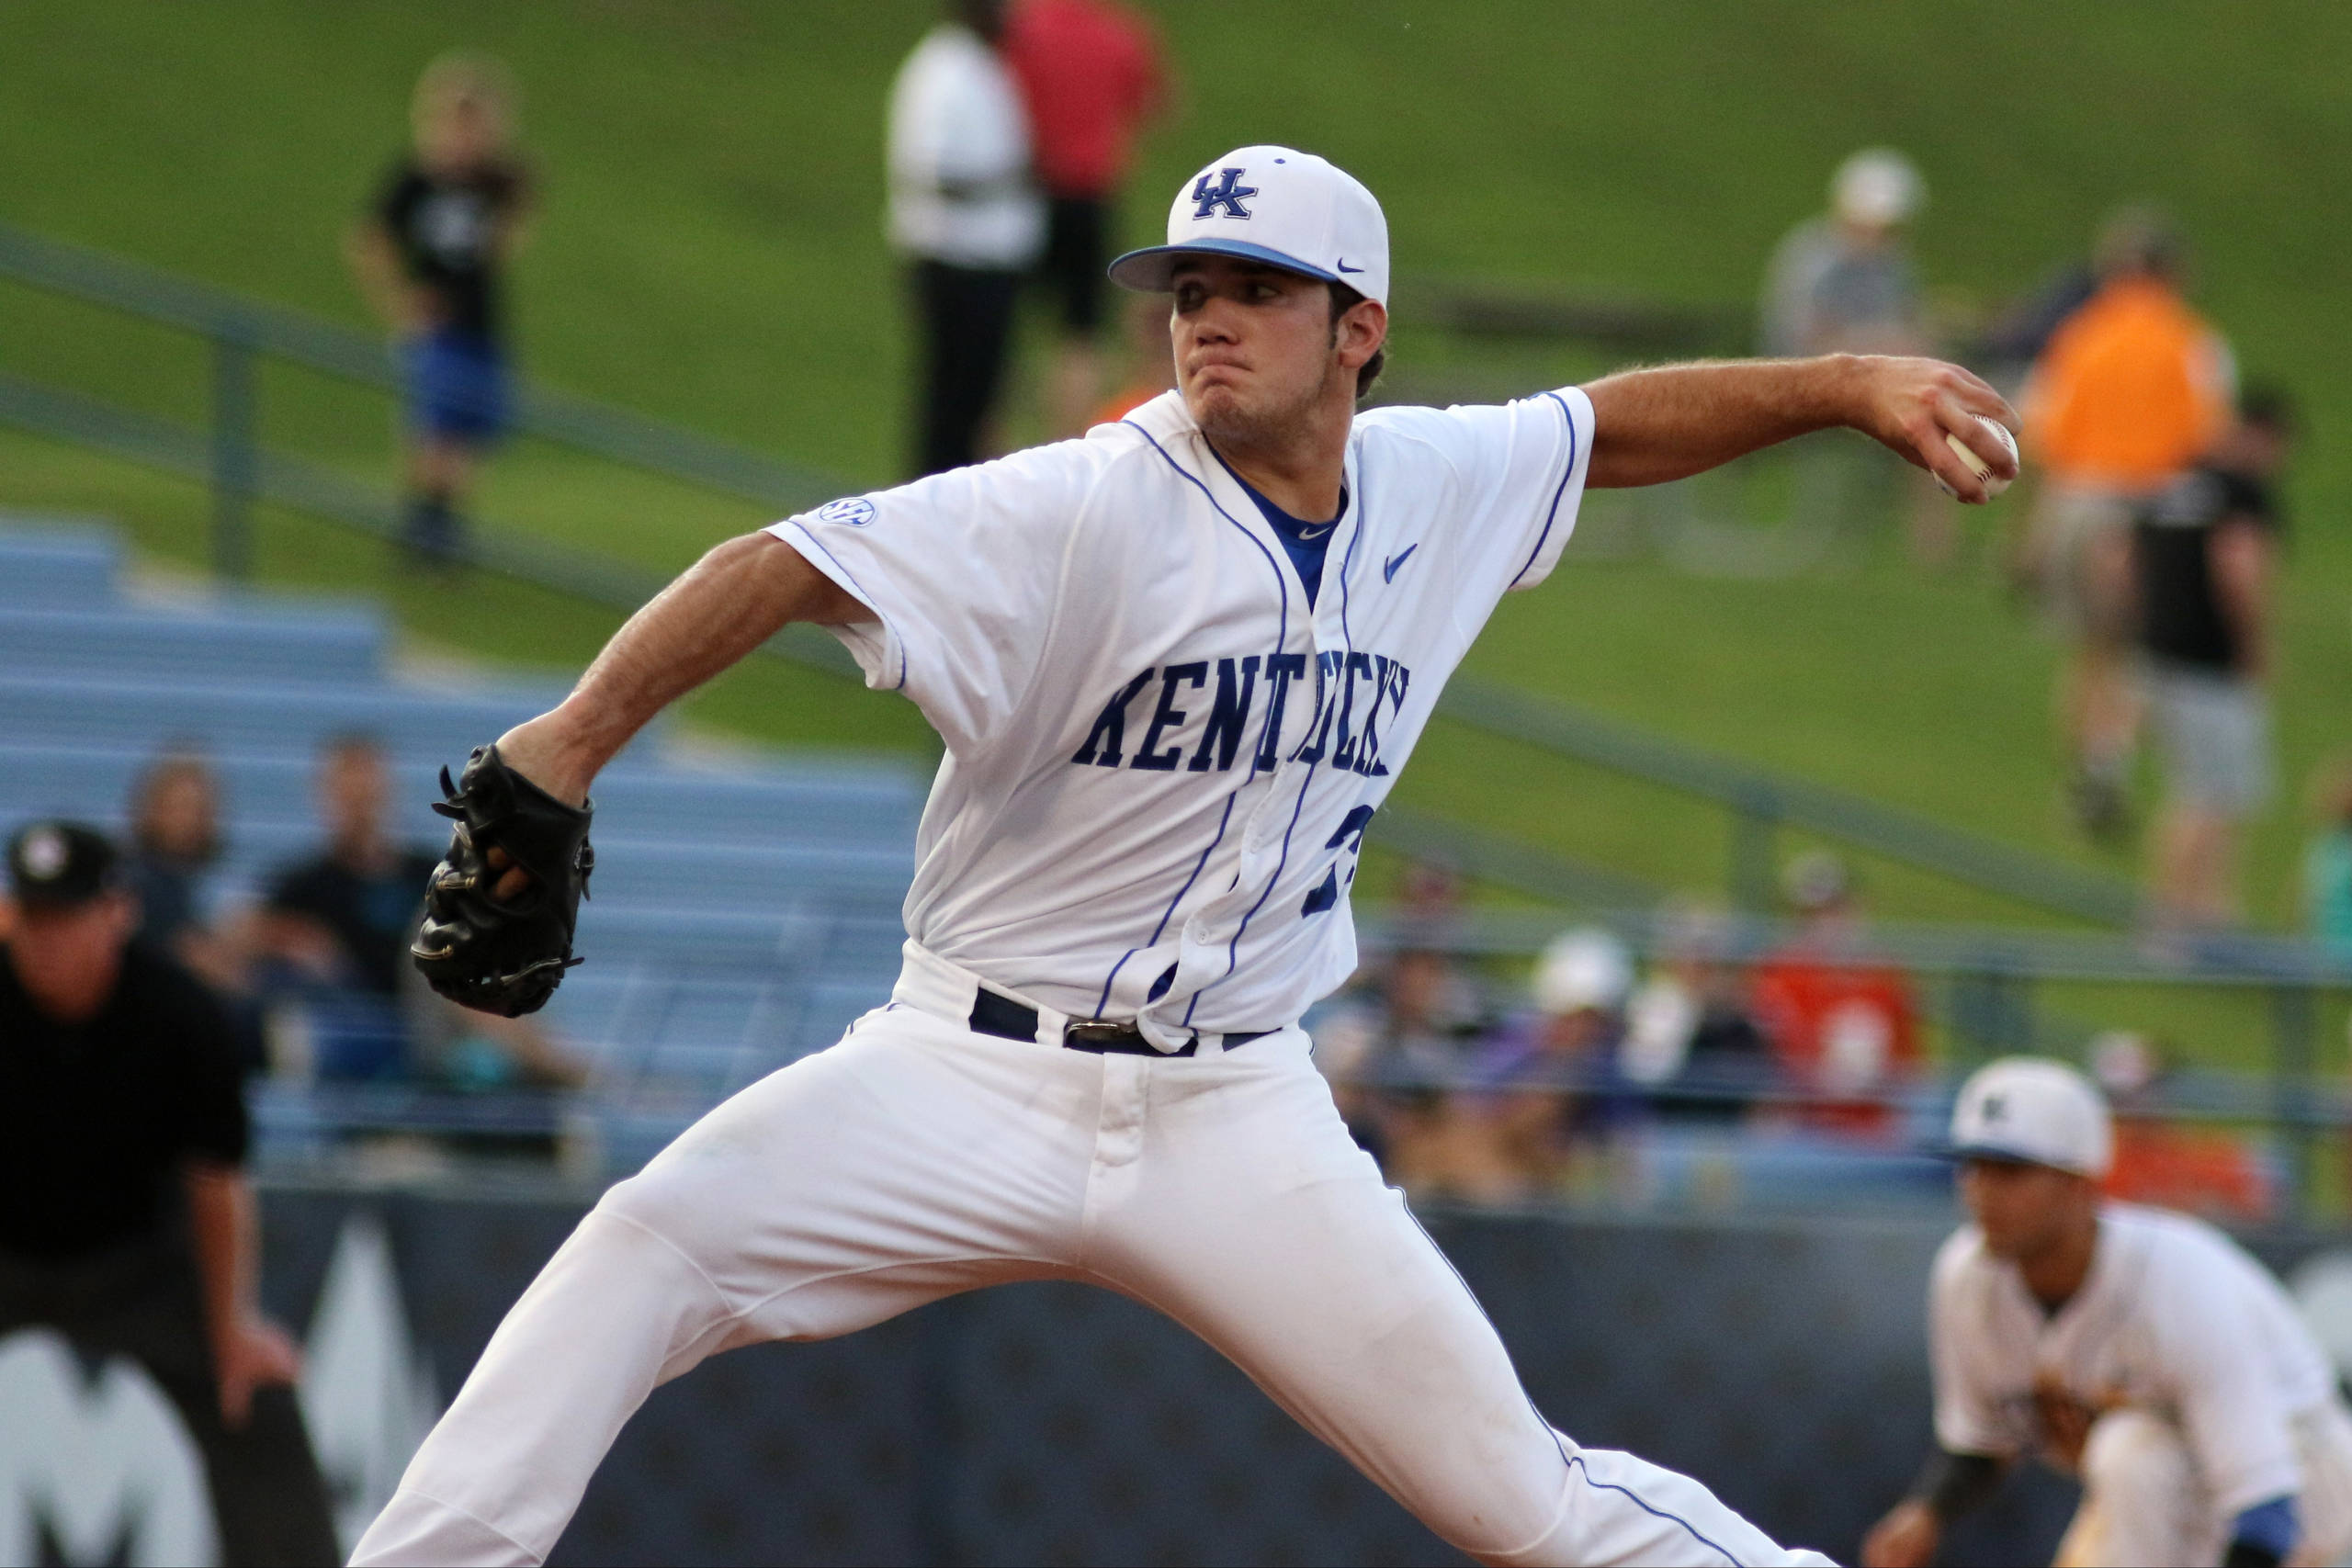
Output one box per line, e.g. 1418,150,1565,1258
356,145,2019,1567
1863,1057,2352,1568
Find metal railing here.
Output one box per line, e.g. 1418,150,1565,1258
1344,903,2352,1223
232,908,2352,1218
0,218,2197,925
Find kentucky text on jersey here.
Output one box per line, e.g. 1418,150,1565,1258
767,385,1591,1037
1069,651,1412,778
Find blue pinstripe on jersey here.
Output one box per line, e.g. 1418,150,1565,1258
1092,420,1297,1026
1511,391,1581,588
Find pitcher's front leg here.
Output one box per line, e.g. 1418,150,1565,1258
1094,1056,1822,1566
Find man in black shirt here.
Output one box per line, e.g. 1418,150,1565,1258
345,51,533,564
2133,388,2295,925
257,733,581,1089
0,821,336,1565
259,734,439,1001
255,733,437,1080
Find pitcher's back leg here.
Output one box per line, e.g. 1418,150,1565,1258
353,1013,1097,1566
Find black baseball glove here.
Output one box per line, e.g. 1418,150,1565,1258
410,743,594,1016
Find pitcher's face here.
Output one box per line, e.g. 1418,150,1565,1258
1170,258,1349,447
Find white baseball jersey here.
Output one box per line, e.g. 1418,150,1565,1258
1930,1202,2337,1516
768,385,1593,1044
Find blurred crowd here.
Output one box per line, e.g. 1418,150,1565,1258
1311,852,1921,1207
5,737,582,1101
1314,855,2279,1223
887,0,1173,474
1759,149,2329,940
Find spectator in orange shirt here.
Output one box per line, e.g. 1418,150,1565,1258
2091,1032,2272,1222
1749,852,1920,1138
1001,0,1172,434
2017,208,2234,841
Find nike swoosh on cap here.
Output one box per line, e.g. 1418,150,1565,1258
1335,259,1365,274
1383,544,1418,581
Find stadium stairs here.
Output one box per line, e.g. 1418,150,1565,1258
0,517,922,1169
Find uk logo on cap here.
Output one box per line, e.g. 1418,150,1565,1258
1190,167,1259,220
1109,145,1391,308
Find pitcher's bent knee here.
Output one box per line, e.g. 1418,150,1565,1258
593,1130,752,1277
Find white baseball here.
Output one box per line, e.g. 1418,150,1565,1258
1938,417,2018,500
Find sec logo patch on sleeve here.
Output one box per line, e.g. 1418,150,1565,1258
811,497,876,527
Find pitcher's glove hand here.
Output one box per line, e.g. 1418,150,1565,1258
410,743,594,1016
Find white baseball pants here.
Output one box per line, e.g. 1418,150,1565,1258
2053,1401,2352,1568
350,987,1823,1566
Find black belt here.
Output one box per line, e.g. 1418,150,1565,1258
967,987,1273,1057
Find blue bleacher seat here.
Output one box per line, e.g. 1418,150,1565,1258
0,672,663,761
0,743,919,852
0,520,925,1131
0,604,385,683
0,520,120,605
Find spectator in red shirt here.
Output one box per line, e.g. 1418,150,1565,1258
1001,0,1172,434
1749,852,1921,1137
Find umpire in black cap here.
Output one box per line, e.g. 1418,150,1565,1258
0,821,336,1565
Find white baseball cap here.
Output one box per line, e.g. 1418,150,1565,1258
1109,145,1389,306
1833,148,1924,228
1948,1056,2113,1178
1531,929,1633,1016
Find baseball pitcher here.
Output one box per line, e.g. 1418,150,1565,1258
362,146,2018,1567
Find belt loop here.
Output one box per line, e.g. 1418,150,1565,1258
896,938,1076,1043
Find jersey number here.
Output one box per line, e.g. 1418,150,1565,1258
1301,805,1375,917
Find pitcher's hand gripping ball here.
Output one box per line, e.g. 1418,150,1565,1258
411,743,594,1016
1939,415,2019,500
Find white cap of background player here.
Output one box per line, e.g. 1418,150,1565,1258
1947,1056,2114,1178
1108,145,1389,306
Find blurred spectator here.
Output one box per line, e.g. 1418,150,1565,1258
1622,904,1774,1122
889,0,1046,476
125,745,268,1071
1759,150,1952,562
1090,289,1182,426
0,821,339,1562
1760,150,1928,360
2016,206,2235,840
254,734,437,1007
1313,944,1487,1185
345,52,534,566
254,735,578,1091
2091,1031,2273,1222
1979,260,2098,390
2135,387,2295,926
1749,852,1920,1136
1001,0,1171,435
125,746,243,990
2307,759,2352,960
1430,930,1641,1205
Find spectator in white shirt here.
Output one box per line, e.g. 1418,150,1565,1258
888,0,1046,476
